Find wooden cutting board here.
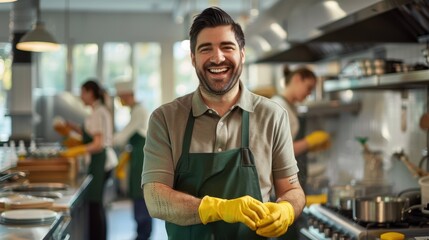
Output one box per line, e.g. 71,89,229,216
11,157,78,184
0,194,54,211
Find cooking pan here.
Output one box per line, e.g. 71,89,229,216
352,196,409,223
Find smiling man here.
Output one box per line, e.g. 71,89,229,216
142,7,305,240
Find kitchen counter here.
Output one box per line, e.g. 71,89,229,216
0,174,92,240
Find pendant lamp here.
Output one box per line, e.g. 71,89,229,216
16,0,60,52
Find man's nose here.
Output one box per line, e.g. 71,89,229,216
210,49,225,64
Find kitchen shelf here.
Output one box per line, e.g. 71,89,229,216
324,70,429,92
297,100,361,117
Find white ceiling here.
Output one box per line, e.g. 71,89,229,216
0,0,279,14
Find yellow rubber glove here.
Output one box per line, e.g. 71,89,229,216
256,201,295,237
62,136,82,148
198,195,269,231
60,145,87,158
312,139,331,152
115,152,130,180
305,131,330,151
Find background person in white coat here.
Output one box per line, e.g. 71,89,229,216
113,79,152,240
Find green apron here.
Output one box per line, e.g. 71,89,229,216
166,110,266,240
82,127,106,203
128,132,146,199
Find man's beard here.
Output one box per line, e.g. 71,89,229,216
196,59,242,96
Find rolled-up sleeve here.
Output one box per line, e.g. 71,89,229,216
141,109,175,187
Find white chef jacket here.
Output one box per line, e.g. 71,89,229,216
113,103,148,147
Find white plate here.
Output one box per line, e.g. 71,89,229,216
1,209,57,222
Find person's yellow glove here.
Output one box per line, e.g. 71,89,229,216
256,201,295,237
115,152,130,180
62,135,83,148
312,139,332,152
198,195,269,230
305,131,331,151
59,145,87,158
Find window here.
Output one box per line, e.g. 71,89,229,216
72,44,98,94
103,42,131,94
133,43,161,113
0,43,11,141
173,40,198,97
25,41,163,138
39,45,67,93
114,42,162,131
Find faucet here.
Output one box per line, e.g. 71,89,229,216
0,171,27,183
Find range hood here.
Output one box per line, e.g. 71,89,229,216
254,0,429,63
254,42,375,63
313,0,429,43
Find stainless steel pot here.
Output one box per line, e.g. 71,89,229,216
352,196,409,223
339,197,354,210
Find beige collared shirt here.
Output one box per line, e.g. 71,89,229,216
271,95,300,139
142,82,298,201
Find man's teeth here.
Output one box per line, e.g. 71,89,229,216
209,68,227,73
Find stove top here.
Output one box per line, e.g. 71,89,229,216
302,204,429,240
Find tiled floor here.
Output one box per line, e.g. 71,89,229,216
107,199,168,240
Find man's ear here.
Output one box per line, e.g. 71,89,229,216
191,52,196,67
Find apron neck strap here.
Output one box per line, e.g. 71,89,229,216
241,110,249,148
182,111,194,155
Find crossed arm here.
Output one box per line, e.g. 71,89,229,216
142,173,305,226
143,182,202,226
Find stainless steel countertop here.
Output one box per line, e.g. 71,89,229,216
0,175,92,240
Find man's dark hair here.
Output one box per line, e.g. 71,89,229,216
189,7,245,54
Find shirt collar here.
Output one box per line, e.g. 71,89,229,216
191,81,255,117
93,99,103,109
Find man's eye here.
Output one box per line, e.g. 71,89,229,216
200,48,210,53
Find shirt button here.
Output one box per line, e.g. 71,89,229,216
219,121,224,126
217,148,222,152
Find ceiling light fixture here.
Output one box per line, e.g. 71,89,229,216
16,0,60,52
0,0,17,3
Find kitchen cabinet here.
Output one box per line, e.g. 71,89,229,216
323,70,429,92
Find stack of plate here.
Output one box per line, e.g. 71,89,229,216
0,209,58,225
